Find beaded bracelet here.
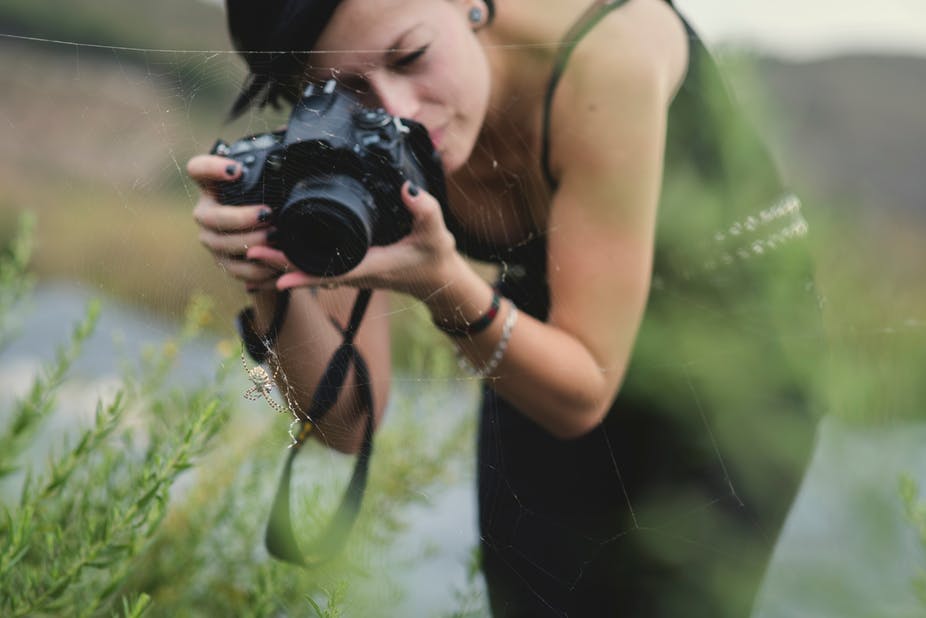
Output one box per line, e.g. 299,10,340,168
458,302,519,378
433,288,501,337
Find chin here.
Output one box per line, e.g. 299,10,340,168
440,138,476,175
442,155,462,175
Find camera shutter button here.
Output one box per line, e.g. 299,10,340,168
355,108,391,129
266,153,283,172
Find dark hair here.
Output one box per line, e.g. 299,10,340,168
225,0,496,119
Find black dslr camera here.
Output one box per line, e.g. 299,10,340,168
212,80,448,277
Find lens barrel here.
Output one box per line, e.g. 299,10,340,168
274,176,377,277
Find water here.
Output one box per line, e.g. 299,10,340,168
2,282,925,616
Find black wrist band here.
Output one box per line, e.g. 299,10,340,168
433,289,501,337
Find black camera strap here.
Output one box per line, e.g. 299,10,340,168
259,288,377,567
238,290,291,364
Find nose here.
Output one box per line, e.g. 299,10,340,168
368,74,420,120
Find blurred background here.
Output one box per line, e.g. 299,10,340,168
1,1,925,616
1,0,925,326
1,0,924,336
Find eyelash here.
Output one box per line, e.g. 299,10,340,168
393,45,428,69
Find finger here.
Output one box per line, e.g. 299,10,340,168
401,182,456,256
402,181,448,234
187,154,243,187
199,227,271,258
277,270,319,290
193,198,273,233
247,245,293,271
275,262,368,291
215,256,281,283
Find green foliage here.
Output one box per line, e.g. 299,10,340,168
113,378,479,617
0,297,100,480
0,212,35,350
0,214,482,616
0,217,233,617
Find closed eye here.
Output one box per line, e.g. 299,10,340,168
393,45,428,69
338,75,371,95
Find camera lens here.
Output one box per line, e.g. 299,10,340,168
275,176,376,277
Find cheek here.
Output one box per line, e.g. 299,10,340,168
442,30,490,108
458,52,490,133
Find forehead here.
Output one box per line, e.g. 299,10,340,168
311,0,443,55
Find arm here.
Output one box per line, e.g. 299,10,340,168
187,155,393,454
249,287,392,453
426,18,684,438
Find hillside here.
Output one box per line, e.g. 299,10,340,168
0,0,228,53
739,54,926,219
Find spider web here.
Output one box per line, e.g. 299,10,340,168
1,5,925,616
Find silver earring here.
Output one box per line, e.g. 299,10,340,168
469,6,483,24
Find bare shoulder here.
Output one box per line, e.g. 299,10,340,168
545,0,688,185
566,0,688,99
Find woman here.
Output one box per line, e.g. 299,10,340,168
189,0,824,615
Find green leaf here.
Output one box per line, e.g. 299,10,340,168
0,463,20,479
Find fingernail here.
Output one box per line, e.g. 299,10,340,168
266,227,279,244
226,163,240,177
257,208,273,223
408,183,420,197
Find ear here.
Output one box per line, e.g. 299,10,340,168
458,0,489,30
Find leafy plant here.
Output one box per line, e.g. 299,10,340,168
0,213,233,617
0,211,483,616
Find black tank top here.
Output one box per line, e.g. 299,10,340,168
452,2,823,615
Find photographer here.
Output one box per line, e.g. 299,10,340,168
188,0,823,615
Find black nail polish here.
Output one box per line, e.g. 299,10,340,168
408,183,420,197
226,163,240,177
257,208,272,223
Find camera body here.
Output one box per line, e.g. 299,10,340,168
212,80,448,277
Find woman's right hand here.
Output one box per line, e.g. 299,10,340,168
187,154,280,292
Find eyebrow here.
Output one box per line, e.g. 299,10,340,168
384,23,423,60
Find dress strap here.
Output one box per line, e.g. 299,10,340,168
540,0,630,189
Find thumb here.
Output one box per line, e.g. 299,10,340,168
402,181,445,231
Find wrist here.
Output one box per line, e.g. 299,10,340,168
433,287,500,337
422,252,496,331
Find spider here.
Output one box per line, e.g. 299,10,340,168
240,351,314,447
241,351,288,415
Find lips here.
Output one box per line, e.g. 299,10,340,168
428,126,445,150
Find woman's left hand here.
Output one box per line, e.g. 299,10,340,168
246,181,459,299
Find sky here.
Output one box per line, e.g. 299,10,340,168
673,0,926,59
